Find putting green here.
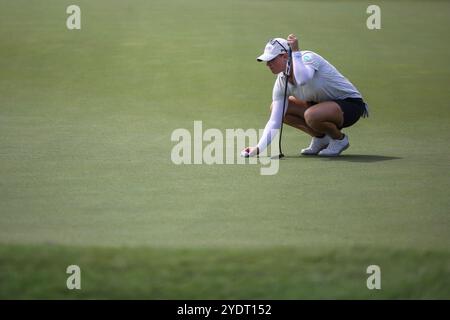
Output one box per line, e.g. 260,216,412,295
0,0,449,298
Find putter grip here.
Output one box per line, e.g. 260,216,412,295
286,45,292,75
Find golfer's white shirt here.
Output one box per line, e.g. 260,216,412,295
256,51,362,153
273,50,362,102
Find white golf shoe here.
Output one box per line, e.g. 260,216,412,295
301,135,331,155
318,134,349,157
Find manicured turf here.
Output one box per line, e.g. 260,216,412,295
0,0,449,298
1,244,449,299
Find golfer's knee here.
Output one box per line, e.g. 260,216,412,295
304,109,320,127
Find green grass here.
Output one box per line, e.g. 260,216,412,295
0,0,449,298
1,244,449,299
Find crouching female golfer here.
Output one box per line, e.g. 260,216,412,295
242,34,369,157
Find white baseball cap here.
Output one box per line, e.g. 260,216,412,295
256,38,289,62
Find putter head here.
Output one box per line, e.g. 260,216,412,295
271,153,285,160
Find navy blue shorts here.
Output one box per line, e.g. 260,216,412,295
334,98,367,128
307,98,368,128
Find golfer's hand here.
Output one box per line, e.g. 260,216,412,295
240,146,259,158
287,34,299,52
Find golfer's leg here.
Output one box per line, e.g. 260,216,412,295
284,114,322,137
280,97,322,137
304,101,344,139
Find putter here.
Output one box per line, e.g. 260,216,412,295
272,44,292,160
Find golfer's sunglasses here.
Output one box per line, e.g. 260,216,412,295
269,39,288,52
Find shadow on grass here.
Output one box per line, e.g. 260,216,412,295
279,154,402,163
320,154,402,163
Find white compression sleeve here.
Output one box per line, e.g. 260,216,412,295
292,51,315,86
256,98,288,153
